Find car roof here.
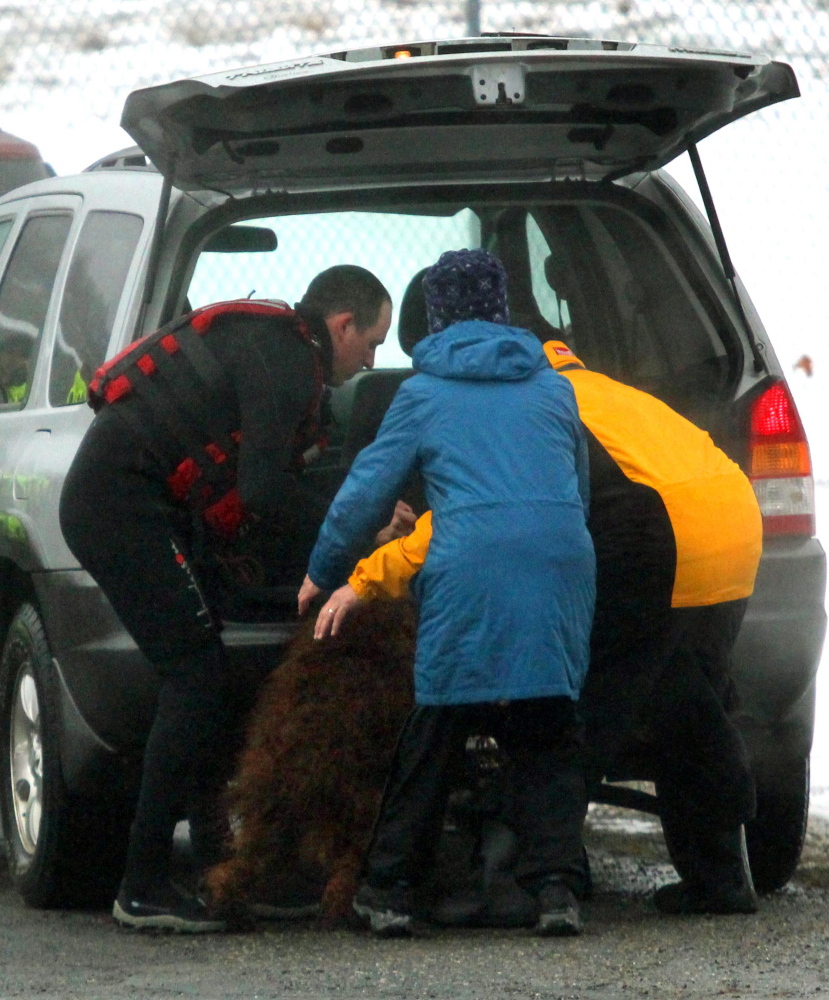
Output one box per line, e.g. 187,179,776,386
121,34,798,196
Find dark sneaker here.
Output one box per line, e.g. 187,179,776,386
535,881,582,937
653,879,759,916
352,883,413,938
113,881,226,933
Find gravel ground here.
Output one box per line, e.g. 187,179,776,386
2,807,829,1000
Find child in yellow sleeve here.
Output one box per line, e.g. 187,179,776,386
313,511,432,638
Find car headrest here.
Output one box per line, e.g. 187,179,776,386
398,267,429,357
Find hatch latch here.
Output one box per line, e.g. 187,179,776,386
470,64,526,105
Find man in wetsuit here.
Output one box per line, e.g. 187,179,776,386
60,265,392,932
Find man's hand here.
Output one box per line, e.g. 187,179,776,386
298,574,323,616
314,583,362,640
375,500,417,546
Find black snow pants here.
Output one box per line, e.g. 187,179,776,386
364,697,589,898
586,589,755,832
647,599,756,832
59,407,241,890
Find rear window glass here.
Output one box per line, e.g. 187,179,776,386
0,219,14,257
183,195,733,423
0,213,72,407
187,209,481,369
50,211,144,407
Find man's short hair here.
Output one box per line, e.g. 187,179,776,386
299,265,391,331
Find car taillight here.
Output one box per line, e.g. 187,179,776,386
749,381,815,537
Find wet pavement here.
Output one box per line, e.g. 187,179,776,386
2,805,829,999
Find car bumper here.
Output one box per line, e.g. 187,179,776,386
731,536,827,767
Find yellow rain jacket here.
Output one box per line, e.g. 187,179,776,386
349,342,762,609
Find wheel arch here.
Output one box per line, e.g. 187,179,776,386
0,559,36,660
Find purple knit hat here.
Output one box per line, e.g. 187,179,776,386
422,249,510,334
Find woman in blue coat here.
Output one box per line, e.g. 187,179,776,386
302,250,595,936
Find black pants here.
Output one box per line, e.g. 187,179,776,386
647,600,756,831
586,592,754,831
364,697,589,897
60,408,239,888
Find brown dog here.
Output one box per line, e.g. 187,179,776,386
206,599,416,923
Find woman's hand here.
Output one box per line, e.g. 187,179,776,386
298,574,323,616
375,500,417,546
314,583,362,640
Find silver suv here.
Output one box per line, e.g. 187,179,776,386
0,36,823,907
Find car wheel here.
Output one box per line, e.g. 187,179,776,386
0,601,129,907
745,756,810,894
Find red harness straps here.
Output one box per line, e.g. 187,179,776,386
87,300,324,538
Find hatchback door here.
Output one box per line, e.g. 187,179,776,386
121,36,798,194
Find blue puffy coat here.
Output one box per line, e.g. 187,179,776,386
308,320,595,706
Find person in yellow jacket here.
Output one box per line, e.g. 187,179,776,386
314,339,763,918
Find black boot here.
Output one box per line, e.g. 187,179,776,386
654,825,758,915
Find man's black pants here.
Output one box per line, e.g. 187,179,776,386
364,696,589,898
60,408,237,890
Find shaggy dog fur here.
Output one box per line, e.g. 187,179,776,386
206,599,416,923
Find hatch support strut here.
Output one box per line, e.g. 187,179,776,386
686,140,765,374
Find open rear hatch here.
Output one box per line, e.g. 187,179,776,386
121,36,798,194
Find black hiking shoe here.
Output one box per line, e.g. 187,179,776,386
352,883,414,938
535,880,582,937
653,879,758,915
113,880,226,933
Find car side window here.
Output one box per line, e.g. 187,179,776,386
0,218,14,257
526,214,571,335
0,213,72,407
530,203,728,401
50,211,144,407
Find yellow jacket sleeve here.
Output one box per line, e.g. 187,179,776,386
348,511,433,600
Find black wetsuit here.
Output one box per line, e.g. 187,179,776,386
59,302,333,891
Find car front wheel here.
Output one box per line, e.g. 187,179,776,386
0,601,129,907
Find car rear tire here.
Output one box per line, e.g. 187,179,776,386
745,756,810,894
0,602,130,907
